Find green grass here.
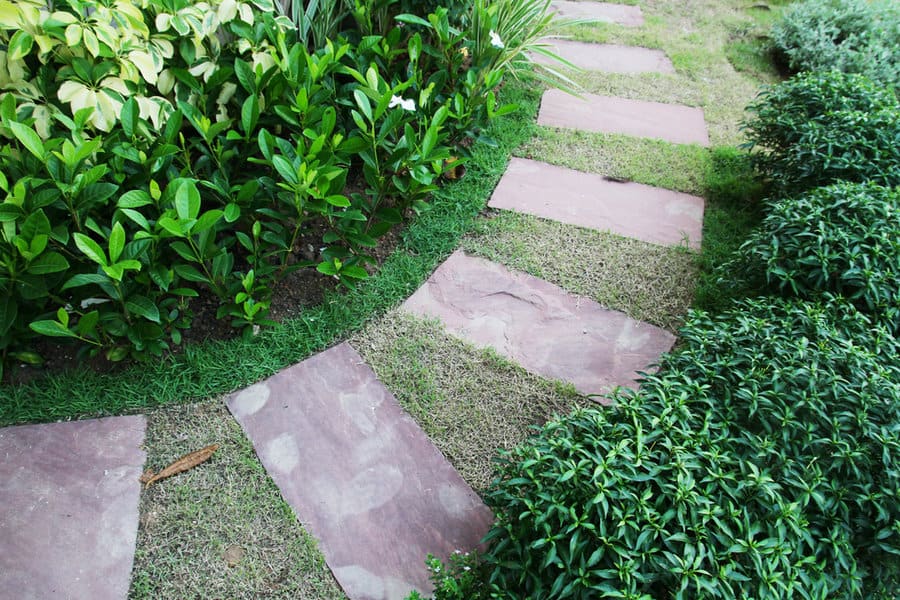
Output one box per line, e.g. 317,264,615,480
0,82,542,427
351,311,586,492
519,129,710,195
130,401,345,599
463,212,697,331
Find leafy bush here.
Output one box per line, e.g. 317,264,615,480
743,182,900,331
772,0,900,92
0,0,560,370
484,298,900,598
406,552,487,600
743,71,900,194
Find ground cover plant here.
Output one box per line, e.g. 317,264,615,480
743,71,900,195
772,0,900,92
0,0,563,378
481,298,900,599
743,182,900,332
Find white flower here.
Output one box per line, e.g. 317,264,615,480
489,30,504,49
388,95,415,111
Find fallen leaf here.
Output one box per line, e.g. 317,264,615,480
142,443,220,488
224,544,245,567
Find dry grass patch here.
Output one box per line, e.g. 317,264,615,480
352,311,586,492
130,401,345,600
463,211,696,331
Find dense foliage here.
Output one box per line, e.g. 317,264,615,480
742,71,900,194
771,0,900,92
743,182,900,331
0,0,558,369
484,299,900,599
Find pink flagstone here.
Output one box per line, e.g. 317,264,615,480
489,157,704,248
536,40,674,74
402,252,675,398
550,0,644,26
226,342,492,600
539,89,710,146
0,416,147,600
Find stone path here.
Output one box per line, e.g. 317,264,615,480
0,417,146,600
226,343,492,600
0,3,714,599
550,0,644,26
536,40,675,74
402,251,675,397
539,88,710,146
490,157,705,248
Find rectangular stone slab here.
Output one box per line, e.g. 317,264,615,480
226,342,493,600
0,416,147,600
551,0,643,26
402,252,675,397
489,157,704,248
539,89,710,146
537,40,674,74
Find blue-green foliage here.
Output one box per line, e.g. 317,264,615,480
772,0,900,92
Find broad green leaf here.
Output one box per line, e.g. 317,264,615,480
241,95,259,134
30,319,78,338
271,155,299,185
0,204,22,222
27,252,69,275
126,295,160,322
9,122,45,160
223,203,240,223
175,180,201,220
61,273,109,290
74,232,108,266
120,97,138,138
108,222,126,263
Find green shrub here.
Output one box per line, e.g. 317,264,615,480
772,0,900,92
0,0,557,369
743,71,900,194
484,298,900,598
743,182,900,330
406,552,487,600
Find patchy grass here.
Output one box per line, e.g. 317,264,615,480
519,129,710,195
551,0,789,146
352,312,585,492
129,401,345,600
462,212,696,331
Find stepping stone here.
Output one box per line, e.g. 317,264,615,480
402,252,675,397
489,157,704,249
539,89,710,146
551,0,644,26
536,40,674,74
0,416,147,600
226,342,492,600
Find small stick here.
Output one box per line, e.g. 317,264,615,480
140,444,220,489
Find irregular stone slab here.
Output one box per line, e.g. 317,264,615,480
551,0,643,26
0,416,147,600
226,342,492,600
489,157,704,248
539,89,710,146
536,40,674,74
402,252,675,397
